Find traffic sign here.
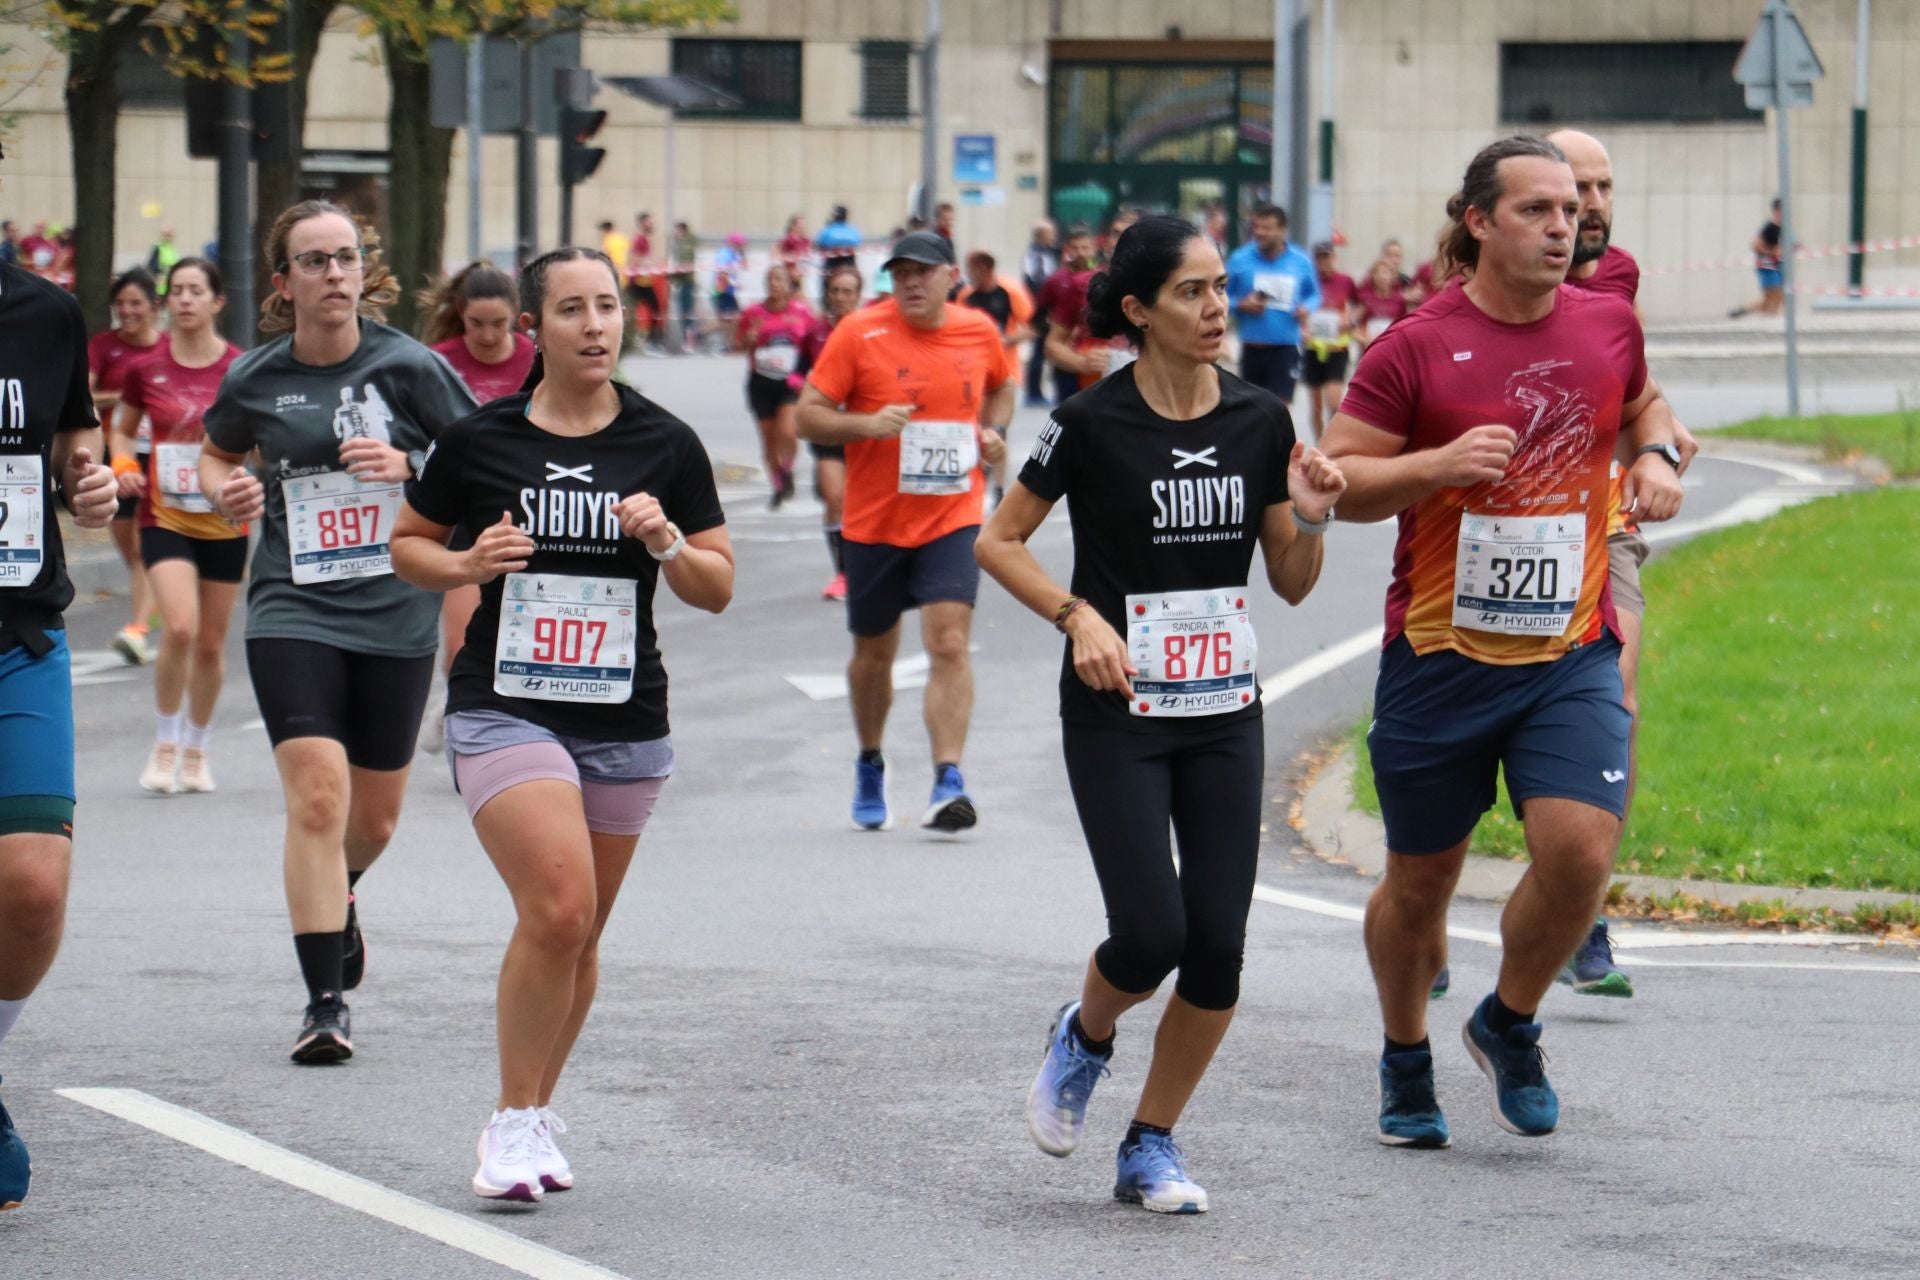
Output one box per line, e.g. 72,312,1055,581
1734,0,1824,110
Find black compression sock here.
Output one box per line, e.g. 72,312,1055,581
1486,993,1535,1035
1068,1010,1114,1057
347,869,363,891
1124,1120,1172,1148
293,932,346,1002
1383,1034,1431,1058
858,748,884,769
826,527,845,572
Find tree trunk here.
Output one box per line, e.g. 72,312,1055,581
63,13,143,334
382,35,454,337
252,0,338,341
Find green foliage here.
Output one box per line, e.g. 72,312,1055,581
1708,400,1920,479
350,0,737,57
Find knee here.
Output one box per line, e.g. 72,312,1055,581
519,891,596,958
161,620,196,654
192,633,224,669
1102,913,1186,991
1381,852,1465,910
1175,926,1246,1011
351,808,400,851
288,782,347,841
923,627,970,667
0,866,68,942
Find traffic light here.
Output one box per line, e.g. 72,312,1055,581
559,107,608,186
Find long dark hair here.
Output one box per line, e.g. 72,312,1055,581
417,261,518,346
516,246,622,393
1432,134,1567,288
109,266,159,307
1085,214,1203,348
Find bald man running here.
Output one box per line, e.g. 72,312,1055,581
1539,128,1699,997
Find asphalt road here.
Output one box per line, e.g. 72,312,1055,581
5,355,1916,1279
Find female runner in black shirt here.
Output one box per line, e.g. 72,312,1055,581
977,215,1346,1214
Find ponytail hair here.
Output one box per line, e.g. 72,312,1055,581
1085,214,1203,348
515,245,622,393
417,261,518,345
1433,134,1567,288
259,199,398,335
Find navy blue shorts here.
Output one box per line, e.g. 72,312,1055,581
1240,343,1300,401
0,629,76,836
1367,633,1631,855
842,525,980,637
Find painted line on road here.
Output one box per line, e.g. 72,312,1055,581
1259,626,1384,706
69,648,139,688
784,645,980,701
56,1088,629,1280
1643,486,1842,546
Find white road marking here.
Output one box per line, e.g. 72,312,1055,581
1259,627,1385,706
784,645,979,701
1644,485,1843,545
69,648,139,688
57,1088,629,1280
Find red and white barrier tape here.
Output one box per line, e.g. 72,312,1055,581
1643,232,1920,276
1789,283,1920,298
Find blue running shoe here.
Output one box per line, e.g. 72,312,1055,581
1377,1050,1451,1148
851,757,888,830
0,1077,28,1211
921,763,976,833
1025,1001,1110,1157
1113,1131,1208,1214
1430,965,1451,999
1462,996,1559,1136
1557,920,1633,997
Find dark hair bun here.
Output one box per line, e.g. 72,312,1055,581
1084,271,1122,341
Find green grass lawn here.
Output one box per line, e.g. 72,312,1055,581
1707,406,1920,478
1350,488,1920,892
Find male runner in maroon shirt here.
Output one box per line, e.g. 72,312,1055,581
1322,135,1683,1148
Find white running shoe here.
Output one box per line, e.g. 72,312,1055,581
139,743,180,794
177,748,215,793
112,626,151,666
473,1108,544,1202
535,1108,574,1192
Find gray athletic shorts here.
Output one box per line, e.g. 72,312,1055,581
1608,530,1651,617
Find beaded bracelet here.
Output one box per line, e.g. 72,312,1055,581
1053,596,1088,632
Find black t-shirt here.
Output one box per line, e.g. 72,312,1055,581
0,262,99,634
962,284,1014,335
1018,364,1295,732
406,384,726,741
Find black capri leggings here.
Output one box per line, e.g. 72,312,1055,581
246,637,435,771
1061,714,1266,1011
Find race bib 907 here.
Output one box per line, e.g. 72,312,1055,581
495,572,638,704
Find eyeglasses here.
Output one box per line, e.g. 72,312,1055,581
283,247,364,276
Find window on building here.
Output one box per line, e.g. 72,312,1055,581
120,36,190,110
669,38,802,120
1500,42,1759,125
860,41,913,119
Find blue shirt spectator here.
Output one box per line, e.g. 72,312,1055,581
1226,212,1319,348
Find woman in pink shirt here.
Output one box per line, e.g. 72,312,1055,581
738,264,815,509
418,262,538,736
1354,258,1410,354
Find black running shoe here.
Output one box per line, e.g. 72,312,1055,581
291,992,353,1064
341,893,364,991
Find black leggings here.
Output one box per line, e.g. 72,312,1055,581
1061,715,1265,1011
246,637,434,771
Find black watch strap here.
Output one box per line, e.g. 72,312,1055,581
1638,443,1681,469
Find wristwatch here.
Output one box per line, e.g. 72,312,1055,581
1638,443,1682,470
648,523,686,562
406,449,428,478
1291,506,1335,534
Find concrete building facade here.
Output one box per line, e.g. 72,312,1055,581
2,1,1917,320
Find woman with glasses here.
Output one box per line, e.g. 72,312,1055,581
199,200,476,1064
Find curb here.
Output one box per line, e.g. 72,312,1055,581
1297,748,1920,913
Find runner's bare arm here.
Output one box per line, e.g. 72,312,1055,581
1612,374,1699,474
1043,323,1080,373
51,427,119,529
615,492,734,615
391,507,532,591
199,438,263,522
1258,443,1346,605
1320,412,1515,523
1616,379,1685,523
795,384,909,444
977,482,1135,697
977,381,1016,467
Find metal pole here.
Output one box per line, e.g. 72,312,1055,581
217,27,254,345
1772,3,1800,417
920,0,941,223
467,35,484,263
1847,0,1869,293
1272,0,1297,213
515,38,537,268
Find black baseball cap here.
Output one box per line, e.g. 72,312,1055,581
884,230,955,270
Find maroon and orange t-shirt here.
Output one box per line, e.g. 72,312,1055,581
1339,280,1648,666
120,342,243,540
87,328,165,397
1566,245,1643,537
806,297,1013,548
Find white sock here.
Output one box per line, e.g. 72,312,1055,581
181,719,211,751
0,996,26,1052
155,711,184,745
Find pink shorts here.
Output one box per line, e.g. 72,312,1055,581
452,739,666,836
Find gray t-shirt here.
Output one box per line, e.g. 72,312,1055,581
203,319,477,658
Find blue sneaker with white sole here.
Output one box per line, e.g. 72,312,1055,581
1025,1001,1110,1157
1462,996,1559,1136
1430,965,1451,999
851,757,888,830
0,1077,29,1211
1113,1131,1208,1214
921,763,976,832
1378,1050,1451,1148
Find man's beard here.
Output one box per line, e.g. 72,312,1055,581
1571,219,1611,266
